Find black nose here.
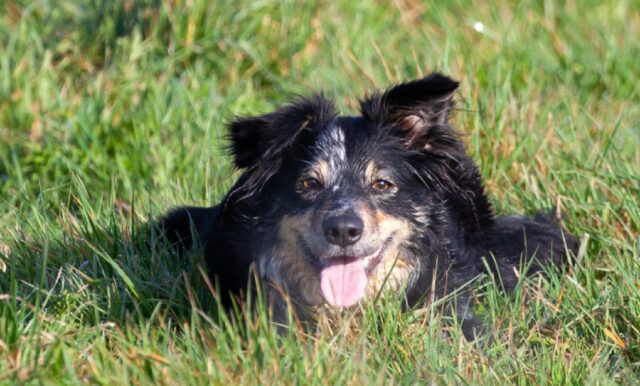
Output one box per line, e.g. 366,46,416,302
323,213,364,247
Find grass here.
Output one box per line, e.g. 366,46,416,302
0,0,638,383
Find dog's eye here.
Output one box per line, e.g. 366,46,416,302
371,179,394,192
302,178,323,191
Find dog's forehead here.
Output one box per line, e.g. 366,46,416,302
312,116,375,161
303,116,400,188
315,120,347,163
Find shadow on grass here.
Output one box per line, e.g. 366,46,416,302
0,206,234,339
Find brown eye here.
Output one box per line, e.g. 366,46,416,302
371,179,394,192
302,178,323,191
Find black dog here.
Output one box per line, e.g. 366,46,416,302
161,74,577,337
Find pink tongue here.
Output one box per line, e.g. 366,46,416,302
319,258,367,308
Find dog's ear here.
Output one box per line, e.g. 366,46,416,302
228,95,336,169
228,114,276,169
360,73,459,152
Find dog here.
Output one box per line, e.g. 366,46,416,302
160,73,577,338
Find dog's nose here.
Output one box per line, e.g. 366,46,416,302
323,213,364,247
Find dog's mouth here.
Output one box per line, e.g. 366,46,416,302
315,236,394,308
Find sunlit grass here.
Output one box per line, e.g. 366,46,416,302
0,0,638,383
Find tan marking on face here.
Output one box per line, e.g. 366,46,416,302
357,201,377,235
367,251,414,297
266,213,324,306
374,209,412,242
363,209,417,297
268,207,419,309
364,161,378,184
314,160,331,185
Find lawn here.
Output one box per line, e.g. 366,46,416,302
0,0,638,384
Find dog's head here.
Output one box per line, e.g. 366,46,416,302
227,74,462,308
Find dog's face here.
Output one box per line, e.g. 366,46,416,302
273,117,426,308
227,74,461,308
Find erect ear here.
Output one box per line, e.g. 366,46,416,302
228,95,336,169
359,73,459,152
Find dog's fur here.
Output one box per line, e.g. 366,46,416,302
160,74,577,338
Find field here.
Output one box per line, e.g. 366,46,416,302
0,0,638,384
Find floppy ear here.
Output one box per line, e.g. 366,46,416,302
360,73,459,153
228,95,336,169
228,114,275,169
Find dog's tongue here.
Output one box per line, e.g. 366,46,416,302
319,258,367,308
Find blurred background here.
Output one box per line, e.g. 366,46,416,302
1,1,637,211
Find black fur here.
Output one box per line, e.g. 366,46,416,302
160,74,577,338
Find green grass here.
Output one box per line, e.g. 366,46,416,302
1,0,638,384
